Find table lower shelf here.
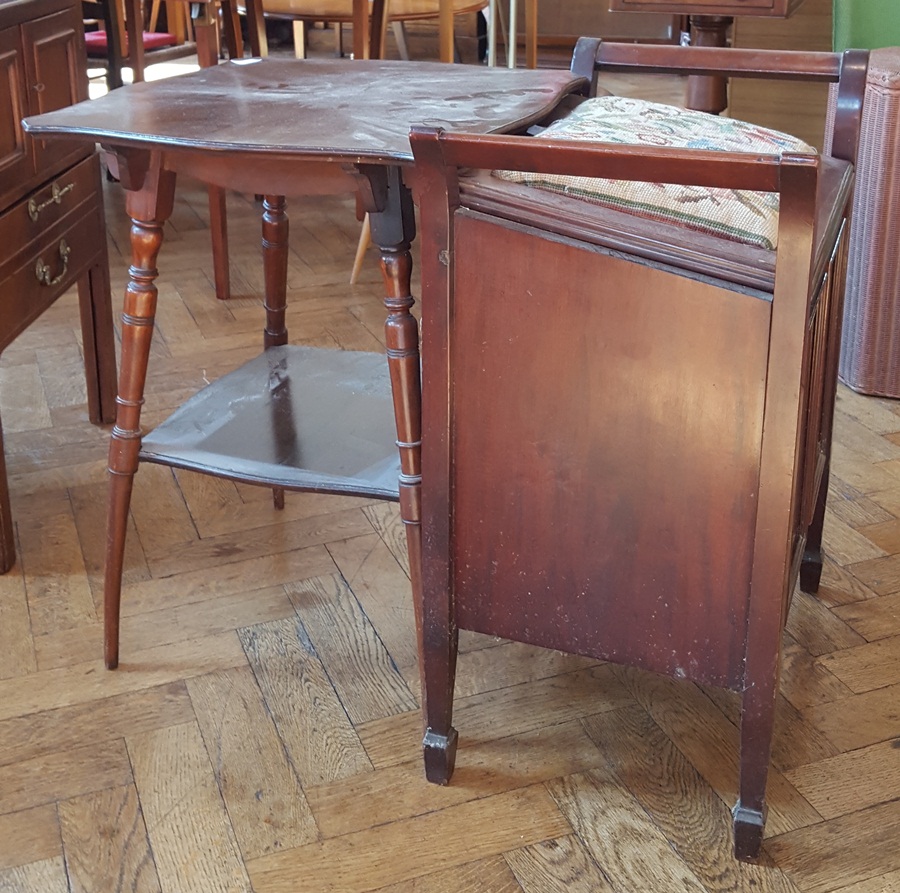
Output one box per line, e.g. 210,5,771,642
139,345,401,499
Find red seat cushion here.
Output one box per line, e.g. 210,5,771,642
85,30,177,55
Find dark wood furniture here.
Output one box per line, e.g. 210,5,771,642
609,0,804,13
0,0,117,572
520,0,679,49
22,57,583,669
609,0,809,113
410,39,868,861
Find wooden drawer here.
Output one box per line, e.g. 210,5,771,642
0,183,104,348
609,0,794,14
0,151,98,262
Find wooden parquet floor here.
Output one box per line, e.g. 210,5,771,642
2,46,900,893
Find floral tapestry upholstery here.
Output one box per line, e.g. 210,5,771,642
493,96,817,249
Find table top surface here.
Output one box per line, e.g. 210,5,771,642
24,58,585,164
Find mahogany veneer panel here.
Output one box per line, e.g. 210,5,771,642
450,210,770,689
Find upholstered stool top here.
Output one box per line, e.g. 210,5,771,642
494,96,817,250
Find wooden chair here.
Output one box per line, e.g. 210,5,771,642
83,0,211,85
82,0,126,89
409,39,868,861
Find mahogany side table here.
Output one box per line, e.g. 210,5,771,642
22,57,584,669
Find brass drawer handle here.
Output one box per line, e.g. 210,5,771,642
28,182,75,222
34,240,71,287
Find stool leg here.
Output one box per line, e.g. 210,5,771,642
733,563,784,859
105,166,177,669
800,458,828,593
733,674,777,860
802,231,849,595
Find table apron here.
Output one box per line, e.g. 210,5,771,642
162,151,372,198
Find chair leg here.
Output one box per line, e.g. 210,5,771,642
192,22,232,302
244,0,268,56
292,20,306,58
524,0,537,68
488,0,509,68
391,21,409,60
220,0,244,58
507,0,516,67
208,186,231,300
194,15,220,67
350,214,371,284
438,0,453,62
101,0,126,89
124,0,145,82
369,0,389,59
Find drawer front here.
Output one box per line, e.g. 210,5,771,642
610,0,779,13
0,152,99,260
0,194,104,349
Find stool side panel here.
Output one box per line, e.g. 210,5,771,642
447,211,772,690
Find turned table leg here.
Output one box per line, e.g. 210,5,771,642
369,169,420,586
686,15,732,114
103,156,176,669
262,195,289,349
262,194,289,510
369,167,458,782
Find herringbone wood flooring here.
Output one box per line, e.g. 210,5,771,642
2,42,900,893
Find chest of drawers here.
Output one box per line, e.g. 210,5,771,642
0,0,116,572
